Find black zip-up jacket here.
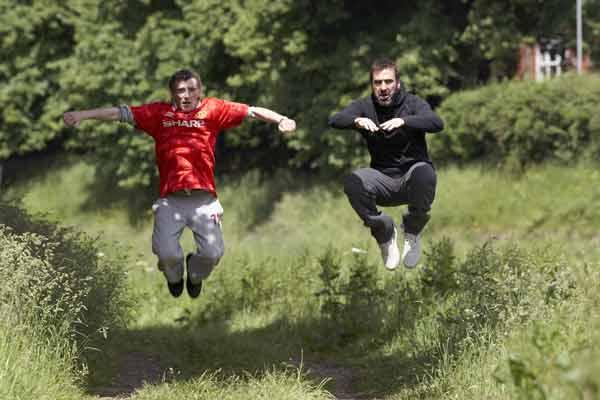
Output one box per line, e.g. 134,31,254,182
328,84,444,176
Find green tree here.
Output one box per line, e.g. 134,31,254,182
1,0,598,196
0,0,75,162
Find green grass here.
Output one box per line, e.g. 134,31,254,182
130,369,333,400
430,163,600,261
2,155,599,399
7,157,599,265
0,305,88,400
421,264,600,400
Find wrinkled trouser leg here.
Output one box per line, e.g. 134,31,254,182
343,163,437,242
152,197,186,283
344,168,398,244
186,197,225,284
401,163,437,235
152,192,225,285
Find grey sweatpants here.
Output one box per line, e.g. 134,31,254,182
343,162,437,244
151,190,225,284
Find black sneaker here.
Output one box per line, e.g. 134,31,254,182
167,279,184,298
186,253,202,298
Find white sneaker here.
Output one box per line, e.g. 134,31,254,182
379,227,400,270
402,232,421,268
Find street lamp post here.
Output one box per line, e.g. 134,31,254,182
577,0,583,73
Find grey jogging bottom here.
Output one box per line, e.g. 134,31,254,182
343,162,437,244
151,190,225,284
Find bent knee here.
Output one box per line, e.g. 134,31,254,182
344,170,371,196
158,254,184,269
198,246,224,266
409,164,437,189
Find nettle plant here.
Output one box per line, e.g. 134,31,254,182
314,238,575,353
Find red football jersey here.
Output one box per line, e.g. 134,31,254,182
131,98,248,197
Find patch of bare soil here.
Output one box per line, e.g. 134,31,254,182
94,352,165,399
93,352,372,400
294,358,372,400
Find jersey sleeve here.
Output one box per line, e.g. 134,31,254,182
130,103,162,136
214,99,249,130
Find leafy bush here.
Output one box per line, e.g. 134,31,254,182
431,74,600,170
0,203,131,399
0,203,131,346
312,239,575,360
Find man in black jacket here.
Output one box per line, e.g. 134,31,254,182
329,58,444,270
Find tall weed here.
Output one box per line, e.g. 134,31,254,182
0,204,131,340
0,203,132,397
312,238,577,391
0,306,84,400
315,247,386,346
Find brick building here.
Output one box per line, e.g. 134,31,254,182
516,40,592,81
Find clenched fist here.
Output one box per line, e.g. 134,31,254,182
278,117,296,133
63,111,82,127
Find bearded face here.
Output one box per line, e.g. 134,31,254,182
371,68,400,106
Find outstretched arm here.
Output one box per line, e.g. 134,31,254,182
63,106,130,127
248,106,296,133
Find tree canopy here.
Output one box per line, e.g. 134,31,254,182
1,0,598,191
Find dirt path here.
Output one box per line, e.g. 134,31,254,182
294,359,371,400
94,352,165,399
93,353,370,400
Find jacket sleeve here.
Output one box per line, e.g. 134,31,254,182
403,96,444,133
328,99,365,129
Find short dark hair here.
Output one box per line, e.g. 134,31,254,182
370,58,398,82
168,69,203,95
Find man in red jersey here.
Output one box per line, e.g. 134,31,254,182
63,69,296,298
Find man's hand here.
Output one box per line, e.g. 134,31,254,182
354,117,379,132
379,118,405,131
63,111,82,127
278,117,296,133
